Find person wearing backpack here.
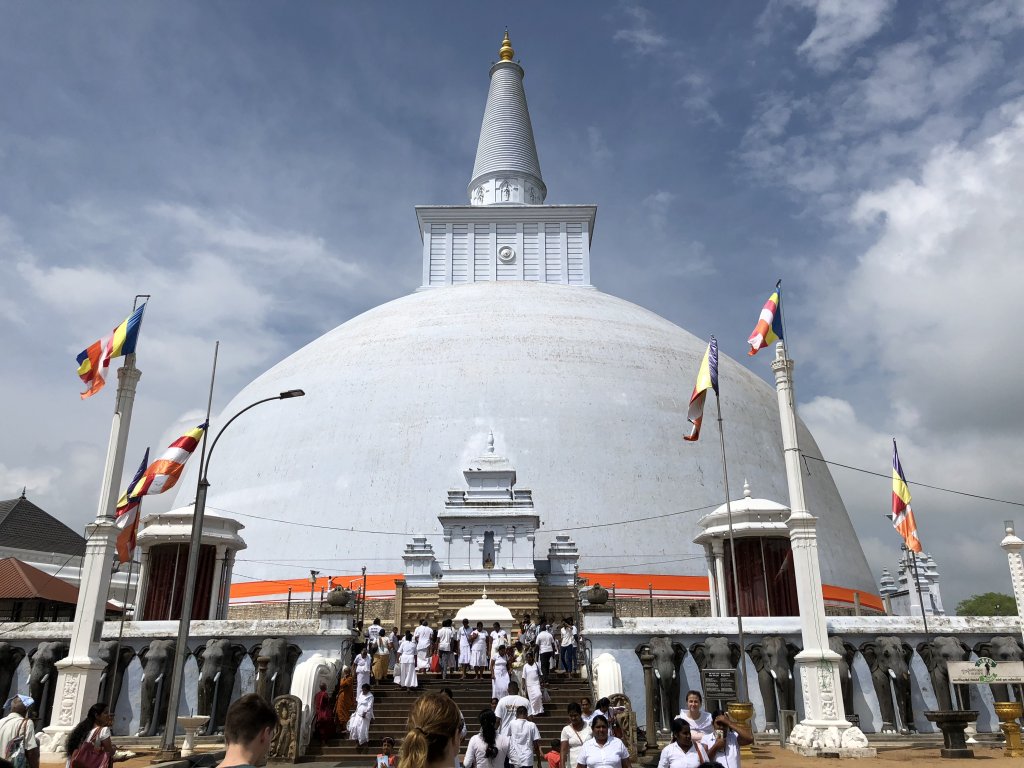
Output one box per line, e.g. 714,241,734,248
65,703,114,768
0,695,38,768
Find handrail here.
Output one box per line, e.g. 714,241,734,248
579,636,597,703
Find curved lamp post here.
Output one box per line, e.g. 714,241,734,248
159,388,305,755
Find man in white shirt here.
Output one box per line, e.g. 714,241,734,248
559,618,578,675
436,618,456,680
367,618,383,644
506,706,541,768
0,696,38,768
413,618,434,671
535,624,556,681
495,681,531,735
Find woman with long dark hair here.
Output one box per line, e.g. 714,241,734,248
463,709,509,768
64,703,114,768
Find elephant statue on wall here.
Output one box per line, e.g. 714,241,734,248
635,637,685,733
251,638,301,702
828,636,857,719
0,642,26,705
97,641,135,713
28,641,68,727
137,639,176,736
196,639,247,734
918,637,970,711
974,636,1024,703
747,636,799,732
861,636,915,733
690,637,741,712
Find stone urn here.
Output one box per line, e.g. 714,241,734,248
585,583,610,605
727,702,755,757
326,587,354,607
177,715,210,757
994,701,1024,757
924,710,979,759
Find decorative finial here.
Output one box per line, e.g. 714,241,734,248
487,430,495,454
20,487,26,499
499,30,514,61
743,480,751,498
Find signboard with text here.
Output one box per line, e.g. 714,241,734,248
702,668,738,700
949,658,1024,685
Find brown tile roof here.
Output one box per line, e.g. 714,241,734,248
0,495,86,557
0,557,81,604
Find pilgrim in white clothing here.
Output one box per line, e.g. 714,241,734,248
396,637,418,689
347,690,374,745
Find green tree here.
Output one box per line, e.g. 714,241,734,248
956,592,1017,616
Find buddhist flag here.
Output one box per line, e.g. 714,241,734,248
115,448,149,564
747,281,783,356
891,439,922,553
76,304,146,399
684,336,718,442
126,422,207,499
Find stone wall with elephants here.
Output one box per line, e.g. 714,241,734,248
585,614,1024,735
0,618,352,736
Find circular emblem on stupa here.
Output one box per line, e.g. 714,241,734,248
498,245,516,263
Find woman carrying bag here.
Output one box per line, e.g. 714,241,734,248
66,703,115,768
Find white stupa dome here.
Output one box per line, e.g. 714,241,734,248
172,279,874,594
170,32,876,604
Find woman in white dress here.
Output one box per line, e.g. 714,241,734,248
656,718,709,768
348,683,375,746
470,621,489,679
458,619,475,678
560,702,592,768
575,715,631,768
355,647,373,691
463,709,510,768
397,630,419,690
676,691,713,745
491,644,510,699
521,650,544,716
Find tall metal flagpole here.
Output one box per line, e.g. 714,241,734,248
107,542,136,712
904,545,930,636
714,390,748,702
45,306,146,755
158,342,219,756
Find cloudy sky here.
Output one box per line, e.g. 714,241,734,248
2,1,1022,610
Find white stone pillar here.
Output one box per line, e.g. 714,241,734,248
209,544,226,620
711,540,729,617
770,342,864,749
1000,523,1024,647
134,546,151,620
43,360,141,759
705,545,720,618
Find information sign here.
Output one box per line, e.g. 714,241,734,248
702,668,738,700
948,658,1024,685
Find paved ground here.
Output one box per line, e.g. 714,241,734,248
114,741,1023,767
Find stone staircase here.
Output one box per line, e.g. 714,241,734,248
305,674,592,762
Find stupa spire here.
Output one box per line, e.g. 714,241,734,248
468,31,547,206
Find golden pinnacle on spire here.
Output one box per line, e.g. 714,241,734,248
499,29,514,61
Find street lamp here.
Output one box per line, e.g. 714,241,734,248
159,389,305,755
309,570,320,619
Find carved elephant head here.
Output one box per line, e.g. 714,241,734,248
828,635,857,719
137,639,176,736
974,635,1024,703
747,636,799,730
0,642,26,706
917,636,970,710
690,637,741,710
96,641,135,713
196,639,248,734
28,641,68,727
251,638,301,702
861,636,915,733
636,637,685,733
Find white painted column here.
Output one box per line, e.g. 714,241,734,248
771,342,858,741
711,540,729,617
43,360,141,759
209,545,226,620
1000,524,1024,647
705,545,720,618
133,547,151,619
